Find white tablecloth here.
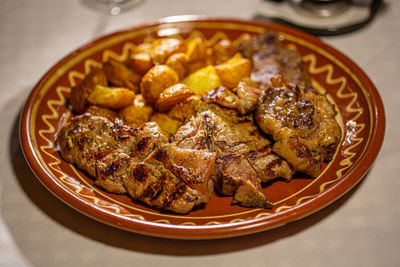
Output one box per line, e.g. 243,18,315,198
1,0,399,266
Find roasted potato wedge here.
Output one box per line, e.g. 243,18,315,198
119,94,153,126
150,38,186,64
186,60,208,75
87,85,135,109
185,37,207,63
70,67,108,113
82,67,108,90
165,52,187,79
182,65,222,95
150,112,182,136
215,57,251,89
129,52,154,75
211,39,238,65
102,60,141,93
133,42,152,54
140,65,179,104
70,85,87,114
85,105,118,121
155,83,194,111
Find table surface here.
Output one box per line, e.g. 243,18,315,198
1,0,399,266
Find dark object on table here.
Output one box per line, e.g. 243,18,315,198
255,0,383,36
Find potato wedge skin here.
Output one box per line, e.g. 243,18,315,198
150,112,182,136
70,85,87,114
87,85,135,109
129,52,154,75
185,37,207,63
211,39,238,65
150,38,186,64
70,67,108,113
165,52,187,80
119,94,153,126
155,83,194,112
140,65,179,104
133,42,152,54
103,60,141,93
186,61,208,75
215,57,251,89
182,65,222,96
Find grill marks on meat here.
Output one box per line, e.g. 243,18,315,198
239,30,340,177
173,104,294,208
255,76,341,177
56,30,341,212
56,114,166,192
124,145,215,213
56,114,215,213
201,79,263,115
96,153,132,193
238,30,311,89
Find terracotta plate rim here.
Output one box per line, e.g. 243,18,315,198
19,16,385,240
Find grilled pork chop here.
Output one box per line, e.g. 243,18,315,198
201,79,262,115
56,114,215,213
255,76,341,177
172,103,294,208
238,30,311,89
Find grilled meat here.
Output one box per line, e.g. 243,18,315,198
56,30,341,213
201,79,263,115
56,114,215,213
255,76,341,177
172,103,294,208
238,30,311,89
56,114,166,192
123,144,215,213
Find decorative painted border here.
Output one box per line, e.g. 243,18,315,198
32,25,367,226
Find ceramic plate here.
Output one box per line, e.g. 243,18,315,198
20,16,385,239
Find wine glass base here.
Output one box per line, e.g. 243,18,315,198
81,0,144,15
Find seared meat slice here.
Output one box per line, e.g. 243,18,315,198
215,153,271,208
123,144,215,213
56,114,215,213
56,114,167,193
173,104,294,208
95,153,132,193
256,76,341,177
201,79,263,115
238,30,311,89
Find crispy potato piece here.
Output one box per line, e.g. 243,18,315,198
215,57,251,89
140,65,179,104
129,52,154,75
186,61,208,75
87,85,135,109
211,39,238,65
82,67,108,90
150,112,182,136
133,42,152,54
102,60,141,93
70,85,87,114
155,83,194,112
119,94,153,126
231,52,243,60
185,37,207,63
150,38,186,64
182,65,222,95
166,52,187,79
70,68,108,113
85,105,118,121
